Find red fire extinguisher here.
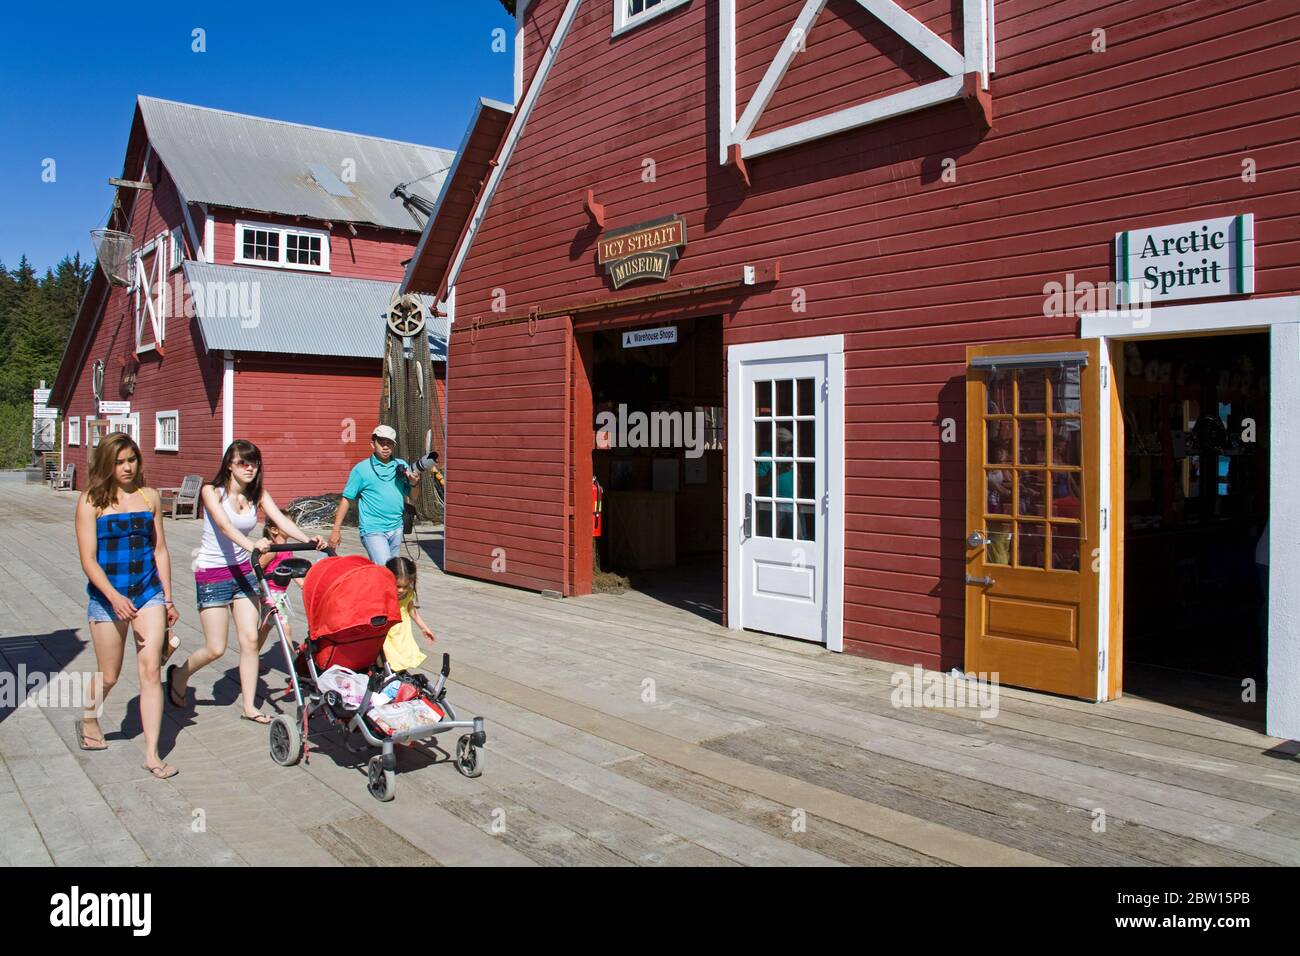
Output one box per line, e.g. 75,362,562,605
592,476,603,538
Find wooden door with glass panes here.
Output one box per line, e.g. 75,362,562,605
965,339,1102,699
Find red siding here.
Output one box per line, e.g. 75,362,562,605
232,358,383,506
444,317,572,593
455,0,1300,669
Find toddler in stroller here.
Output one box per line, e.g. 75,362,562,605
255,544,486,802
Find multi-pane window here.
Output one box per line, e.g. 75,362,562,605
983,366,1083,571
752,378,817,542
169,226,185,271
156,411,180,452
235,222,329,271
286,232,322,266
68,417,80,446
242,228,280,262
614,0,688,34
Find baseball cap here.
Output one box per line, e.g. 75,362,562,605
372,425,397,442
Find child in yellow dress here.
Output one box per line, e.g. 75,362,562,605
382,557,436,672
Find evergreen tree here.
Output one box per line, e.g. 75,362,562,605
0,253,93,466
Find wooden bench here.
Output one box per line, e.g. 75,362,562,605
51,464,74,491
160,474,203,519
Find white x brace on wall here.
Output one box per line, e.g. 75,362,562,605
719,0,994,165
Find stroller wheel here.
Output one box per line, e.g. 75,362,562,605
367,755,395,802
269,715,302,767
455,734,483,778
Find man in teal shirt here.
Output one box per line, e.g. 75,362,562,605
329,425,421,563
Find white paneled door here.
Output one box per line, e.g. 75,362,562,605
728,336,844,650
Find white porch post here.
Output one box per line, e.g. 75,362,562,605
1268,320,1300,739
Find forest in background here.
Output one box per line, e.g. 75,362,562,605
0,255,91,468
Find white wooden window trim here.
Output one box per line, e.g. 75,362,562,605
68,417,80,446
612,0,690,37
169,226,184,271
720,0,993,163
233,220,330,272
108,413,141,444
155,410,180,451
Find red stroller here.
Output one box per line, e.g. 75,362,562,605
256,545,486,802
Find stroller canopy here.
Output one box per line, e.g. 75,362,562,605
303,556,401,644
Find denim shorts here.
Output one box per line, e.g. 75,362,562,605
195,567,259,610
88,591,167,623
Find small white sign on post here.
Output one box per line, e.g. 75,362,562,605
32,388,51,404
622,326,677,348
1115,213,1253,305
99,400,131,416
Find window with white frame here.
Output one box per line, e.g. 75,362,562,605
613,0,689,35
169,226,185,271
234,221,330,271
108,414,140,445
155,410,180,451
68,417,81,446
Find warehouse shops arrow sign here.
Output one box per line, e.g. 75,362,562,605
598,214,687,289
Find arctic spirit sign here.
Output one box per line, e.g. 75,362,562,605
1115,214,1254,304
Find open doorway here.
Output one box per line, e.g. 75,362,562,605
589,316,724,623
1121,332,1269,723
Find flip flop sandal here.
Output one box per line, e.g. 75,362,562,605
143,763,179,780
75,718,108,751
165,664,186,709
239,713,273,725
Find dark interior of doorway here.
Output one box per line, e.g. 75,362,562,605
590,316,723,624
1121,332,1268,725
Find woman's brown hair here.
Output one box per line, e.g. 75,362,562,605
86,432,147,510
208,439,264,505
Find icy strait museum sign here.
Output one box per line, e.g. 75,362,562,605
1116,213,1254,304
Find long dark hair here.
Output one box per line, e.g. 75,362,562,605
86,432,148,510
208,439,264,505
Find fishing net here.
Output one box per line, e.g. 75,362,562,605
90,229,134,286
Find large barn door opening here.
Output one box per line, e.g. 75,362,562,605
443,316,574,594
964,338,1105,700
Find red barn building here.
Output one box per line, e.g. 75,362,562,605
403,0,1300,739
51,96,451,505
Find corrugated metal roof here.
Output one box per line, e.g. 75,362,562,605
183,262,448,360
140,96,454,231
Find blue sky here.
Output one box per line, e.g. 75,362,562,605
0,1,515,273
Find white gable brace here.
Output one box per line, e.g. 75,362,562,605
720,0,992,165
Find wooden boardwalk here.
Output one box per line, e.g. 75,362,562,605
1,476,1297,866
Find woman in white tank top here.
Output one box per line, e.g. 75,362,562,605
166,440,324,723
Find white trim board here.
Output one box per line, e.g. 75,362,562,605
727,334,845,653
1083,294,1300,741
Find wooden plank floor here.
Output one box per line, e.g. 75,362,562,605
1,476,1297,866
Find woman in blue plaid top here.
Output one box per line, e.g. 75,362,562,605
74,432,180,780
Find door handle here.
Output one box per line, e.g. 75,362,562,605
965,574,996,587
743,492,752,539
967,530,987,548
